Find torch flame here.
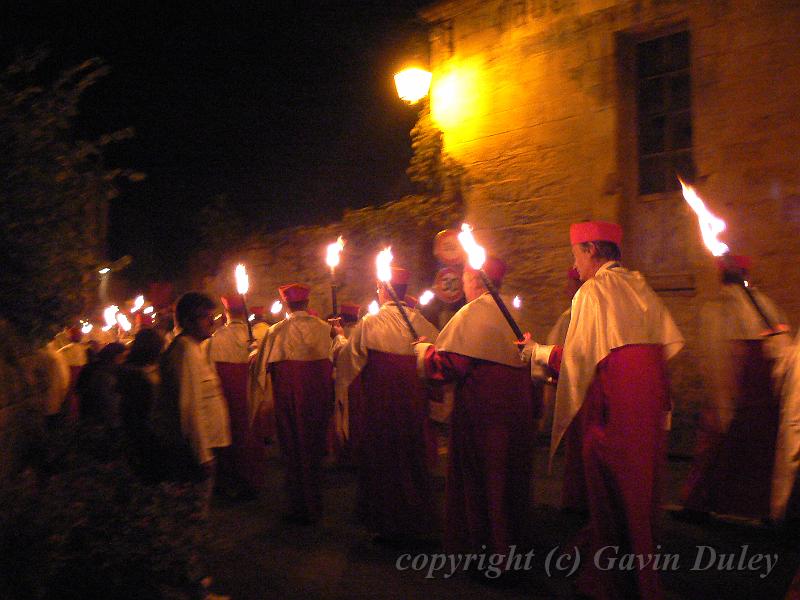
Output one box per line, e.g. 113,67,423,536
368,300,380,315
419,290,435,306
131,295,144,313
513,295,522,309
680,179,730,257
326,236,345,269
235,264,249,295
457,223,487,270
270,300,283,315
103,305,119,328
143,306,154,315
116,313,132,332
376,247,394,283
81,322,93,335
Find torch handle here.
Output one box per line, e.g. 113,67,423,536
739,283,777,333
331,280,338,316
478,270,525,342
241,294,255,344
720,254,777,332
385,283,419,341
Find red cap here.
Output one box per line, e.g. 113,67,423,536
136,313,154,328
339,303,360,319
389,267,411,285
567,267,581,281
466,256,507,287
569,221,623,246
221,295,246,312
405,295,418,309
279,283,311,303
716,255,752,271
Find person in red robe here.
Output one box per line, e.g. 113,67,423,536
206,294,266,499
679,255,790,521
414,257,535,565
523,221,684,600
335,268,440,541
252,283,334,523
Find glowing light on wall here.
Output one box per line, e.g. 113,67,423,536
429,59,487,148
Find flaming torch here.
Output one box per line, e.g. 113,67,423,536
376,247,419,340
326,236,345,316
235,263,255,343
457,223,524,341
131,295,144,313
680,178,776,331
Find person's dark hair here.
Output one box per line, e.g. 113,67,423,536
175,292,215,328
126,329,164,366
96,342,127,365
580,240,621,261
379,282,408,302
721,268,746,285
287,300,309,312
394,284,409,302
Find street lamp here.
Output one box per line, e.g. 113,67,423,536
394,67,432,104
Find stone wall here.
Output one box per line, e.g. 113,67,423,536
204,194,466,320
420,0,800,451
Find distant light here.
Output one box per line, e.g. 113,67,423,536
744,280,750,288
103,305,119,327
81,322,93,334
248,314,256,322
512,295,522,309
131,295,144,312
98,267,111,275
143,306,154,315
368,300,380,315
419,290,435,306
214,313,223,321
116,313,132,332
270,300,283,315
394,68,432,104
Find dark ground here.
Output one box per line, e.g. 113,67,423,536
205,437,800,600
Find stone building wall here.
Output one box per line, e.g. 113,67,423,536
419,0,800,450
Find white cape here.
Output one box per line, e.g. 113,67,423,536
551,262,684,459
435,293,527,368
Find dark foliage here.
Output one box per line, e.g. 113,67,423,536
0,51,142,348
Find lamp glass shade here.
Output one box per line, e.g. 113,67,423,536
394,68,432,103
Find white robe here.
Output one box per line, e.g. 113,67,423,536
551,261,684,459
161,335,232,465
431,293,527,368
335,303,439,439
772,331,800,520
700,284,789,433
250,311,334,423
206,321,250,364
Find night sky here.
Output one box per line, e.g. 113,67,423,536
1,1,431,283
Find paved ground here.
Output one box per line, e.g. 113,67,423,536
205,439,800,600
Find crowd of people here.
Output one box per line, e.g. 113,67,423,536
34,219,800,599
